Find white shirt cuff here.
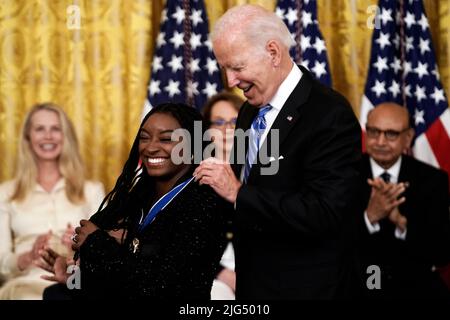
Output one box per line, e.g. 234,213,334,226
364,211,380,234
394,227,407,240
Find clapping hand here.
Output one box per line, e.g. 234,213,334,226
35,247,72,284
31,231,52,261
61,223,75,251
366,178,408,224
388,206,408,231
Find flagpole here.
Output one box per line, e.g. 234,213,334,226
399,0,407,107
295,0,303,64
183,0,194,106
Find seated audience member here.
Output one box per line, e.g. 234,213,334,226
0,103,104,300
202,91,244,162
357,102,450,299
202,91,244,299
38,103,230,299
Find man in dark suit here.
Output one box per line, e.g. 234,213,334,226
194,4,361,299
358,102,450,299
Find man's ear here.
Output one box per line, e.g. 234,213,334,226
266,40,281,67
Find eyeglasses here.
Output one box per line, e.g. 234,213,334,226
366,126,410,141
210,118,237,127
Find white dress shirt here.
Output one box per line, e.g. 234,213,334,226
260,63,303,147
238,63,302,183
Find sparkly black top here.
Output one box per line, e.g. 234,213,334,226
78,180,230,299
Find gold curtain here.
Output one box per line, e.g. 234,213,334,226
1,0,450,191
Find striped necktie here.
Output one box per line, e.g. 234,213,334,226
243,105,272,183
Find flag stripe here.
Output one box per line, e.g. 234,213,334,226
425,117,450,178
360,95,374,128
440,108,450,135
413,134,439,168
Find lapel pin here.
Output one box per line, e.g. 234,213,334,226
287,116,293,121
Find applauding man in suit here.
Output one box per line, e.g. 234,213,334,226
194,4,362,299
358,102,450,299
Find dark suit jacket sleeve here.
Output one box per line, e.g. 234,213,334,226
236,100,361,239
417,169,450,267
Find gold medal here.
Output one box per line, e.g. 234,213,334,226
132,237,140,253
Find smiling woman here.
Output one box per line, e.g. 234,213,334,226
38,102,231,300
27,109,64,163
0,103,105,300
139,112,190,183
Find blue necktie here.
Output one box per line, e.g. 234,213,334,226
243,105,272,183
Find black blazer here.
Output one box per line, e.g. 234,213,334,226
79,180,230,299
357,154,450,299
231,66,362,299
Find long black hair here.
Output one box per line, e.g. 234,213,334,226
91,102,204,230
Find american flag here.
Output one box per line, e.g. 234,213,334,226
275,0,332,86
360,0,450,187
143,0,223,114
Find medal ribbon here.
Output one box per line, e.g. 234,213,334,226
137,176,194,233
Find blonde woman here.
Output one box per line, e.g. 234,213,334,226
0,103,104,299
